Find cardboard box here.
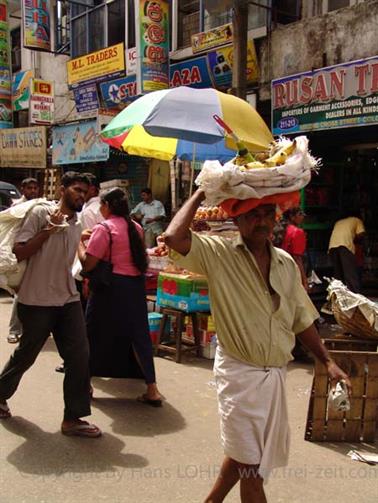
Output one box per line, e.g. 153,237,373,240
157,272,210,313
201,342,217,359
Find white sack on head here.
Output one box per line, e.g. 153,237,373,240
196,136,318,206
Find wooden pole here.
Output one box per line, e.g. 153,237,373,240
232,0,249,100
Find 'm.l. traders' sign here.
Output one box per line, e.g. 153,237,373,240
272,56,378,135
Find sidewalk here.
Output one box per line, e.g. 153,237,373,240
0,291,377,502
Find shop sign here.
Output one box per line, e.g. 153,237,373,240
126,47,137,75
272,55,378,135
136,0,169,93
0,126,46,168
29,78,54,125
67,43,125,88
207,41,259,89
100,75,137,108
22,0,51,52
0,0,12,128
192,23,233,54
52,120,109,165
170,56,212,89
12,70,33,111
73,84,99,113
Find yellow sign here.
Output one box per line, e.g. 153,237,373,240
192,24,233,54
32,78,54,96
0,127,47,168
67,43,125,87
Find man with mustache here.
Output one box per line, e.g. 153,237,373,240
165,190,350,503
0,172,101,438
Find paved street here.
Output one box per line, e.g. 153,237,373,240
0,291,377,503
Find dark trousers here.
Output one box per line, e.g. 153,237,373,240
329,246,361,293
0,302,91,420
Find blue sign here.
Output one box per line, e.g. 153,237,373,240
100,75,137,109
73,84,99,113
170,56,213,89
52,120,109,165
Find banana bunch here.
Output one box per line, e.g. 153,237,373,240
239,139,296,171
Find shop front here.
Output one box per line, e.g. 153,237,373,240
271,55,378,293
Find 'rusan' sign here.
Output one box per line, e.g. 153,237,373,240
272,55,378,135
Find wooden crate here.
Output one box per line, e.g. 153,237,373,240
305,351,378,443
323,338,378,352
43,168,62,200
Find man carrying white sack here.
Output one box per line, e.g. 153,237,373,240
164,189,351,503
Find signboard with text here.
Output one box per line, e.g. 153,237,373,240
272,56,378,135
170,56,212,89
192,23,233,54
0,126,46,168
67,43,125,88
29,78,54,125
73,84,99,113
136,0,169,93
0,0,12,128
12,70,33,111
22,0,51,51
100,75,137,108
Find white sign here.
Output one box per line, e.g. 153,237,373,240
126,48,137,76
29,95,54,125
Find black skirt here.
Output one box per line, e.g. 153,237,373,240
85,273,152,379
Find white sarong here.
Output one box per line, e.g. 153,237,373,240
214,345,290,480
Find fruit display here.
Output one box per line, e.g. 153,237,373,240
194,206,229,221
235,138,296,171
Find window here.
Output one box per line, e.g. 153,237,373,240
322,0,365,13
177,0,200,49
11,27,21,73
70,0,125,58
55,0,70,54
272,0,301,24
248,0,269,30
204,0,232,31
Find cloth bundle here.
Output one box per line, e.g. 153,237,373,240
196,136,318,215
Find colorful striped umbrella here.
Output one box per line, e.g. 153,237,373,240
101,87,273,159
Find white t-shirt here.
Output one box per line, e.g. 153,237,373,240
131,199,165,233
80,196,104,230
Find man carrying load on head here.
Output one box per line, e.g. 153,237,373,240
164,189,351,503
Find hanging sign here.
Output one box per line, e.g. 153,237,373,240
169,56,213,89
192,23,233,54
29,78,54,125
100,75,137,108
73,84,99,113
0,0,12,128
272,55,378,134
22,0,51,51
126,47,137,75
12,70,33,111
136,0,169,93
52,120,109,165
0,126,46,168
67,43,125,88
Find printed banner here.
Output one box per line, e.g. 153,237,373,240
0,0,12,128
192,23,233,54
22,0,51,51
12,70,33,110
126,47,137,75
136,0,169,93
100,75,137,108
52,120,109,165
29,78,54,125
170,56,212,89
0,126,46,168
73,84,99,113
67,43,125,88
272,55,378,134
207,41,259,89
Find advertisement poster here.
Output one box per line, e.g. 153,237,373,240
0,0,12,128
272,56,378,135
192,23,233,54
29,78,54,125
73,84,99,113
207,41,259,89
12,70,34,110
22,0,51,52
67,43,125,88
52,120,109,165
100,75,137,108
136,0,169,93
126,47,137,75
170,56,213,89
0,126,46,168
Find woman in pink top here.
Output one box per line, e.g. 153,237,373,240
79,188,162,406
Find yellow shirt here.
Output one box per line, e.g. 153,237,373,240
173,232,318,367
328,217,365,254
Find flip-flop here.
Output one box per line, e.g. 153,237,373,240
137,394,163,408
61,421,102,438
0,402,11,419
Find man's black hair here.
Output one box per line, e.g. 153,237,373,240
141,187,152,195
61,171,90,188
82,172,100,189
21,177,38,187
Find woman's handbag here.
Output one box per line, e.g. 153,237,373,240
84,222,113,292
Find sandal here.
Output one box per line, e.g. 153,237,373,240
61,420,102,438
7,333,20,344
137,394,162,408
0,402,11,419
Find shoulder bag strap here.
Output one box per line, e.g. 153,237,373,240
100,222,113,262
